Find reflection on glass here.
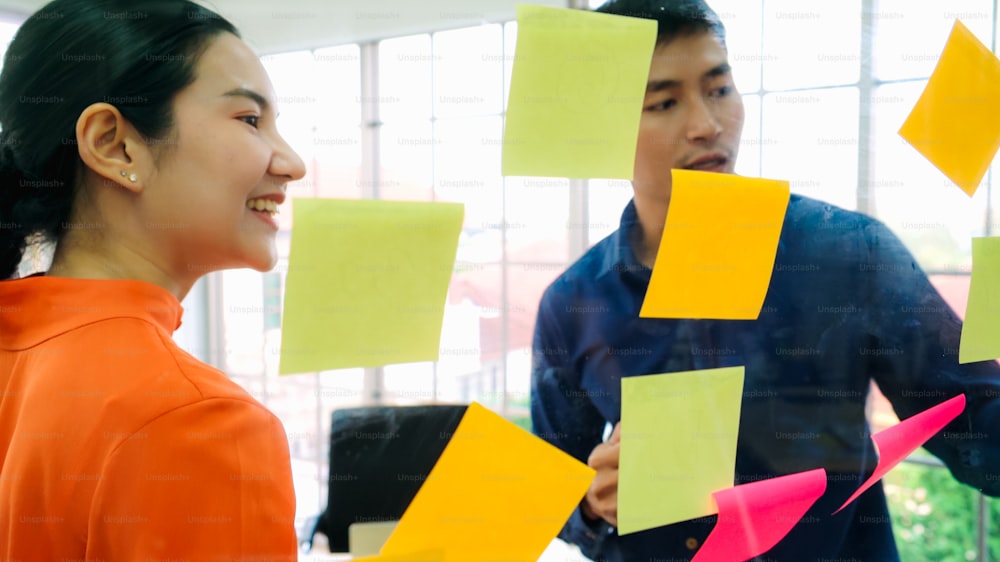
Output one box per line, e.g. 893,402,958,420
761,87,859,210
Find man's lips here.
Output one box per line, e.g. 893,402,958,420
684,153,729,171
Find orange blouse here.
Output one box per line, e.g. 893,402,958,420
0,276,297,561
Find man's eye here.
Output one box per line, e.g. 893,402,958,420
712,86,732,98
239,115,259,128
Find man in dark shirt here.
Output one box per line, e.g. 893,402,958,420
530,1,1000,560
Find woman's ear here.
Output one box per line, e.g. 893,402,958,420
75,102,151,192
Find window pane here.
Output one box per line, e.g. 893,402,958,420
313,45,362,125
504,21,518,111
870,82,986,272
379,121,433,200
313,125,363,199
761,88,859,210
383,362,436,403
437,264,502,405
506,261,567,424
874,1,993,81
505,177,569,262
260,50,318,159
260,51,323,231
312,45,364,199
434,25,503,118
884,461,982,561
378,34,432,122
0,19,21,77
434,116,503,227
710,0,763,94
736,93,762,178
762,0,862,90
587,179,633,246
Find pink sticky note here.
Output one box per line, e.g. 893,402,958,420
692,468,827,562
835,394,966,513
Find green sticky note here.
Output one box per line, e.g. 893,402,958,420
619,366,745,535
501,4,656,179
959,237,1000,363
279,198,464,374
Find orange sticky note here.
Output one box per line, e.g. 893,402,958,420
379,402,595,562
692,469,827,562
640,170,790,320
898,20,1000,196
835,394,966,513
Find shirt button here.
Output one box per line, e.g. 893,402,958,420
686,537,699,550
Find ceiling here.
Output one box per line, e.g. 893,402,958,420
0,0,570,55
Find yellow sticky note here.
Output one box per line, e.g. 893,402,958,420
379,402,595,562
640,170,790,320
959,237,1000,363
619,367,745,535
501,5,656,179
354,550,443,562
279,198,464,374
898,20,1000,196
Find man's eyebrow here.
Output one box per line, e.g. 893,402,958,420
645,62,732,93
222,87,271,112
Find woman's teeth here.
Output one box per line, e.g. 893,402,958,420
247,198,278,215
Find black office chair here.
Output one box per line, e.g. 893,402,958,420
299,404,469,553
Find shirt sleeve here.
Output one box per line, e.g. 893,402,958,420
85,397,298,561
530,286,615,558
861,218,1000,496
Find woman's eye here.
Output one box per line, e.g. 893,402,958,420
649,99,676,111
239,115,259,128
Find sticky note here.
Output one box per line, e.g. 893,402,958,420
640,170,790,320
835,394,965,513
898,20,1000,196
501,5,656,179
354,550,443,562
619,367,745,535
279,198,464,374
692,468,827,562
960,237,1000,363
379,402,595,562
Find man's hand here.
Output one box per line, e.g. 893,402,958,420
582,422,620,527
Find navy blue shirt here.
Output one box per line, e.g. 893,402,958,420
531,195,1000,562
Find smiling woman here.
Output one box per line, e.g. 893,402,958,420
0,0,305,560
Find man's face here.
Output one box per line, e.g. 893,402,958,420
632,30,744,209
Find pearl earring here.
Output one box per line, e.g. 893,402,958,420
129,173,137,182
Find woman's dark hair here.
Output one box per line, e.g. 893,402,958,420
0,0,238,280
595,0,727,50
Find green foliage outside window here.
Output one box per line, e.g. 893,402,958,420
885,454,998,561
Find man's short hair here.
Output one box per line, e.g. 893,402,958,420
595,0,727,49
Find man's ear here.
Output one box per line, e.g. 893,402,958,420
75,102,151,193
